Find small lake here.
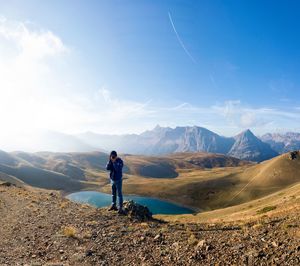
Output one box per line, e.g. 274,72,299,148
67,191,194,215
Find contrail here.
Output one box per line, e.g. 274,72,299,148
168,11,196,64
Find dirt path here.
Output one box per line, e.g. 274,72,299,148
0,184,299,265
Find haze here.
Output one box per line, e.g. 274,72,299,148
1,0,300,151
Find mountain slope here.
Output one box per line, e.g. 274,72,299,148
0,163,84,191
241,151,300,187
0,150,20,166
161,174,300,224
117,151,300,211
149,126,234,155
228,130,278,162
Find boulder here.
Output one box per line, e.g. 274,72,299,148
289,151,299,160
123,200,153,221
0,182,15,187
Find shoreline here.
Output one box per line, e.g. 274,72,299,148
64,189,200,214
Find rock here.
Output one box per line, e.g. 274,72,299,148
205,245,212,251
154,233,162,241
0,182,15,187
172,242,180,251
255,250,265,258
196,240,206,249
85,249,94,256
289,151,299,160
233,244,244,250
122,200,153,221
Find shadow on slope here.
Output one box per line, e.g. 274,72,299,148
0,164,83,191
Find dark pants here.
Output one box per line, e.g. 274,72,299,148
111,179,123,208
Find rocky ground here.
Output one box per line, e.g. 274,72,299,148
0,183,299,266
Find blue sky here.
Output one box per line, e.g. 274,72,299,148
0,0,300,139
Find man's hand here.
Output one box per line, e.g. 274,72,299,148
110,156,117,162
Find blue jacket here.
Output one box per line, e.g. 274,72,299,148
106,157,123,181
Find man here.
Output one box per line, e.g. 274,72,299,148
106,150,124,214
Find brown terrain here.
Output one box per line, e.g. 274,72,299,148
0,182,299,266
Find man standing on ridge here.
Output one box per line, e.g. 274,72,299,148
106,150,124,214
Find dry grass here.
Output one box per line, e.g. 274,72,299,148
256,205,277,214
59,201,69,209
158,181,300,224
62,226,77,238
81,231,93,239
86,220,98,226
187,234,198,246
295,229,300,239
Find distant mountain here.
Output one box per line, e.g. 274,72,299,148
0,150,20,166
261,132,300,154
78,125,235,155
146,126,235,155
228,130,278,162
1,130,97,153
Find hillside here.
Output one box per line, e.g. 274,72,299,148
123,152,249,178
0,150,104,191
162,180,300,224
0,184,299,265
113,151,300,211
0,163,84,191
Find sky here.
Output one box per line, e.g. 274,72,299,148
0,0,300,143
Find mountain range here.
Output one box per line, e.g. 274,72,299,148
261,132,300,154
2,126,300,162
77,126,282,162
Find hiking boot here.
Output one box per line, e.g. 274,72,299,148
108,205,118,211
118,208,126,215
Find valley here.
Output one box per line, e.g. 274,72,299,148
1,148,300,215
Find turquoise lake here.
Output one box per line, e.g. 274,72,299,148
67,191,195,215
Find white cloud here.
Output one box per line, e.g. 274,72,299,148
74,93,300,136
0,16,67,58
0,17,69,138
211,100,300,134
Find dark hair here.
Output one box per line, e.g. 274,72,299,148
110,150,117,157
